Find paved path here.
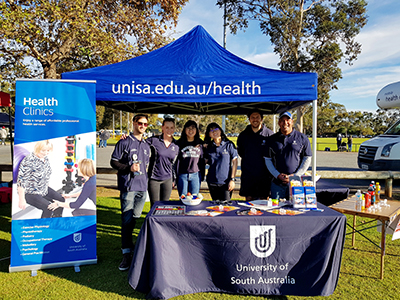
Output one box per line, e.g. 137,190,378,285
1,144,398,194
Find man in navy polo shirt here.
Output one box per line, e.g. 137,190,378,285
110,114,150,271
237,109,273,200
264,111,312,199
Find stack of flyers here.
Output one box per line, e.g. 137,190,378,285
206,205,240,212
185,210,224,217
304,186,317,208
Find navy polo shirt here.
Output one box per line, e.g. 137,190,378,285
147,135,179,181
264,129,311,175
111,134,150,192
204,140,238,185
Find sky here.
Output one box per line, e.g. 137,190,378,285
170,0,400,112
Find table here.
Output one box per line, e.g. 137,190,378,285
329,197,400,279
129,201,346,299
316,179,350,206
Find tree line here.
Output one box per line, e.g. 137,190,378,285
97,106,400,137
3,0,398,137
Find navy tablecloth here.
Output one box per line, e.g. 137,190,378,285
316,179,350,206
129,201,346,299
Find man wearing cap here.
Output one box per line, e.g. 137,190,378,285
237,109,273,200
110,114,151,271
264,112,312,199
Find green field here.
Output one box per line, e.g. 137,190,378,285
104,135,369,153
1,194,400,300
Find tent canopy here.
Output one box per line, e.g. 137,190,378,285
62,25,317,115
0,112,14,127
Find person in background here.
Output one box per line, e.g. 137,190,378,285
146,117,179,207
17,140,65,218
98,129,104,148
0,126,7,145
48,158,96,216
348,135,353,152
264,112,312,199
237,109,273,200
99,129,111,148
175,120,205,197
203,123,238,201
110,114,150,271
336,133,342,151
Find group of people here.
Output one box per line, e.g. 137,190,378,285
336,133,353,152
111,109,312,271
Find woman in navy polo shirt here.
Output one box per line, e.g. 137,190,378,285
175,120,205,197
204,123,238,201
147,117,179,207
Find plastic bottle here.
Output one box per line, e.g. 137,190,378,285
368,183,375,205
361,194,365,210
375,182,381,202
365,192,371,208
355,190,362,211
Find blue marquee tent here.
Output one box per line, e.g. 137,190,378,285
62,25,317,115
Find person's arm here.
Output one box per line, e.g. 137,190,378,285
48,200,70,210
264,157,281,179
110,159,132,172
236,133,244,158
17,186,27,210
228,157,238,191
293,156,312,176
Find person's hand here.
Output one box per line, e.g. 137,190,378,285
48,201,60,211
228,179,235,191
18,198,27,210
278,173,289,184
120,133,128,140
62,194,72,199
130,163,140,173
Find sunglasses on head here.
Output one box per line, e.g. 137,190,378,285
137,122,148,127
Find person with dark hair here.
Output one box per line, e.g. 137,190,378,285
237,109,273,200
146,117,179,207
348,135,353,152
175,120,205,197
203,123,238,201
264,112,312,199
110,113,151,271
336,134,342,151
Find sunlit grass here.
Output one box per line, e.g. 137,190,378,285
1,194,399,299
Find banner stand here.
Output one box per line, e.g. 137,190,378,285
10,79,97,273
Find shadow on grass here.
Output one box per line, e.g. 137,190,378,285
42,197,148,299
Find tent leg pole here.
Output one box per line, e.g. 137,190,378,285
312,99,317,186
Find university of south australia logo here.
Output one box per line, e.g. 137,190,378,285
250,225,276,258
73,233,82,243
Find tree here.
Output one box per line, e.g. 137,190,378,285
0,0,189,81
218,0,368,132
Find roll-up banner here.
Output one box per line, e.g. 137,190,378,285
10,79,97,272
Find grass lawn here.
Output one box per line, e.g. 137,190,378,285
1,188,400,299
104,136,369,153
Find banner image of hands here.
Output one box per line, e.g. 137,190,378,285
10,79,97,273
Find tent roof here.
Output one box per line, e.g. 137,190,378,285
0,112,14,127
62,25,317,115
